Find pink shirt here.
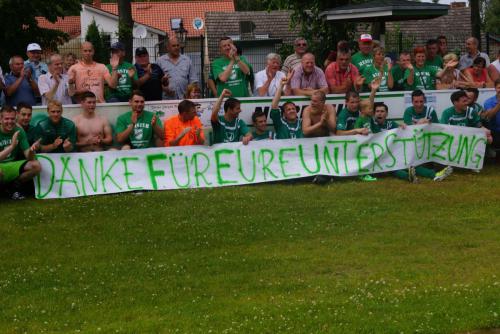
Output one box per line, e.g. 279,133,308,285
69,62,109,103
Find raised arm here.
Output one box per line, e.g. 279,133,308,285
211,89,232,123
271,70,293,109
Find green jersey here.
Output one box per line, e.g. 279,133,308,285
371,119,399,133
425,56,443,70
0,126,29,162
116,110,162,149
440,106,481,127
354,115,374,133
211,56,252,97
336,107,360,131
34,117,77,153
363,63,390,92
391,65,411,91
403,106,439,125
410,65,439,90
251,130,275,141
269,108,303,139
211,115,250,144
105,61,138,101
351,51,373,76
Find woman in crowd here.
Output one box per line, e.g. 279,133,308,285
464,57,494,88
436,53,473,89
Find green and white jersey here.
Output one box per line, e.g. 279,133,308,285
354,115,374,133
391,65,411,91
211,56,252,97
105,61,138,101
34,117,77,153
336,107,360,131
116,110,162,149
363,63,390,92
403,106,439,125
351,52,373,76
410,65,439,90
251,130,275,141
425,56,443,70
0,126,29,163
371,119,399,133
211,115,250,143
440,106,481,127
269,108,303,139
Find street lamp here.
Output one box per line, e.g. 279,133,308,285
175,21,188,54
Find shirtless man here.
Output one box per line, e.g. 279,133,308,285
302,90,337,137
72,91,113,152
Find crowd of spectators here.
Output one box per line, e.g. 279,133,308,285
0,34,499,199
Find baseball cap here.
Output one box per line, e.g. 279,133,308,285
27,43,42,52
359,34,373,42
110,41,125,51
135,47,148,56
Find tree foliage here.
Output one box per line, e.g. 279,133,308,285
0,0,82,67
262,0,355,63
484,0,500,35
85,19,109,64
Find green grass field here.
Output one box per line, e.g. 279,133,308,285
1,165,500,333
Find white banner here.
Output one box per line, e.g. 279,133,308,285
34,124,487,199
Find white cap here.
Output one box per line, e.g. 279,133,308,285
359,34,373,42
27,43,42,52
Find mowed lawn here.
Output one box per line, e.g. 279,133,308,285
1,165,500,333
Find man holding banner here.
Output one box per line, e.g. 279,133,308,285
116,91,164,149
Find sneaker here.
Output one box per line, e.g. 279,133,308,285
312,175,331,185
433,166,453,181
359,174,377,182
10,191,26,200
408,166,419,183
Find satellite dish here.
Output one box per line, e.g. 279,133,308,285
133,25,147,39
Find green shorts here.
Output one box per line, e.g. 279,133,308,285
0,160,27,184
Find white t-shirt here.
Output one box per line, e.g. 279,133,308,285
491,59,500,73
253,70,286,97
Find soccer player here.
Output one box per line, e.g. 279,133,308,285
164,99,205,146
301,90,336,137
403,90,439,125
371,102,452,182
35,100,76,153
73,91,113,152
210,89,252,144
16,102,37,144
251,110,274,141
269,75,303,139
116,91,164,149
0,106,41,199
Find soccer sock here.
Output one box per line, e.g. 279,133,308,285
415,166,435,179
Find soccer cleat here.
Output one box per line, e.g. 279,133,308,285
312,175,331,185
359,174,377,182
10,191,26,200
408,166,419,183
433,166,453,181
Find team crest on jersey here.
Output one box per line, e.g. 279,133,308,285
134,128,143,140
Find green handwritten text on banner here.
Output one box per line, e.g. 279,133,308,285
34,124,487,199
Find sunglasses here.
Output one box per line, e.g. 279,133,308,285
295,43,307,47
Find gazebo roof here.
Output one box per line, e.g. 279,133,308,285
320,0,449,22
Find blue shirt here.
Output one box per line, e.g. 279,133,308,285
24,60,48,82
483,95,500,132
156,54,198,100
4,73,36,106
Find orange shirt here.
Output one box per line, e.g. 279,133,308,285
164,115,205,146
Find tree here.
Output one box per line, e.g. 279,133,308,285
262,0,355,63
484,0,500,35
85,19,109,64
470,0,482,48
0,0,82,68
117,0,133,62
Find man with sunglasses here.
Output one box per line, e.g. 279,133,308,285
282,38,308,74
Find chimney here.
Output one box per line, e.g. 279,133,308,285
93,0,101,8
450,2,466,8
